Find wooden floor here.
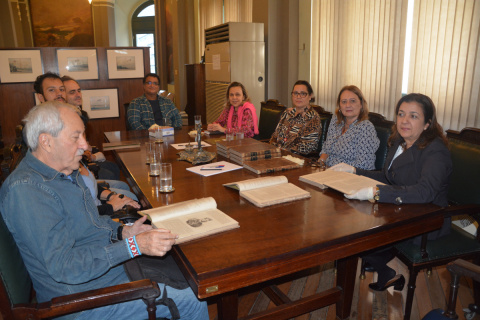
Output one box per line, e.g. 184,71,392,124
207,257,479,320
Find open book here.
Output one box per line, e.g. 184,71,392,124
138,197,239,244
224,176,310,208
299,170,383,195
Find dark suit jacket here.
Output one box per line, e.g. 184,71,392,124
357,137,452,240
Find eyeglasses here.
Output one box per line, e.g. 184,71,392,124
146,81,159,86
291,91,308,98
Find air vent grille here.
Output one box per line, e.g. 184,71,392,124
205,23,229,45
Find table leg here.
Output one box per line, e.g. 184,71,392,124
217,291,239,320
336,256,358,319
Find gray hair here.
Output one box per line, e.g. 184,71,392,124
23,101,78,151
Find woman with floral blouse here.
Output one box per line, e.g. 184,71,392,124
319,85,379,170
207,82,259,138
269,80,322,155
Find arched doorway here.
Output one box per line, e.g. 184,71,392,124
132,0,155,73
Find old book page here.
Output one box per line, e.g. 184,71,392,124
299,171,383,195
138,197,239,244
224,176,310,207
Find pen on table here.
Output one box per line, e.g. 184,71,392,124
200,165,225,171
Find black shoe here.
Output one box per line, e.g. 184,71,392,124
369,274,405,291
363,262,375,272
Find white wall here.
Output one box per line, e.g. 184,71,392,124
115,0,146,46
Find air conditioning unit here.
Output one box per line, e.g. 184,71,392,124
204,22,265,123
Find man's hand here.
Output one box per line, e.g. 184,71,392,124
123,216,152,238
135,228,178,256
107,194,141,211
344,187,375,201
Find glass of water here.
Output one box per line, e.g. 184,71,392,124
145,141,156,164
149,152,161,176
225,127,234,141
235,127,245,139
159,163,174,192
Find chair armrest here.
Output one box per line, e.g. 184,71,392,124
444,203,480,217
15,279,160,319
447,259,480,283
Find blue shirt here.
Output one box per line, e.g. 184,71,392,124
0,151,131,310
320,117,379,170
127,94,183,130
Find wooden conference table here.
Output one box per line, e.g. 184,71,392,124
105,128,444,320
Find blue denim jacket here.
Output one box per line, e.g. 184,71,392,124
0,152,131,311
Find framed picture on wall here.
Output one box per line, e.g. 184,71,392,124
106,49,144,79
57,49,98,80
82,88,119,119
0,50,43,83
29,0,94,47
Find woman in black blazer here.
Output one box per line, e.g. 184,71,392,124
329,93,452,291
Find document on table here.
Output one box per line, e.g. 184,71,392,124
171,141,212,150
186,161,243,177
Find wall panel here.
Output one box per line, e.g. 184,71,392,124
0,47,150,149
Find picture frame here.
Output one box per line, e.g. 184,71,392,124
29,0,94,47
106,49,144,79
81,88,119,119
0,49,43,83
57,49,98,80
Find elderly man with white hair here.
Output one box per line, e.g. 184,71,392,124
0,101,208,320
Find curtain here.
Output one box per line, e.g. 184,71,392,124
197,0,252,60
311,0,408,121
408,0,480,131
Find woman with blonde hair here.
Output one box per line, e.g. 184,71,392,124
319,85,379,170
207,81,258,138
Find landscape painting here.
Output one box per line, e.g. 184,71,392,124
8,58,33,74
29,0,94,47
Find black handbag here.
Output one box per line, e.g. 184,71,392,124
124,254,190,320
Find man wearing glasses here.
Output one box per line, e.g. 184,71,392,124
127,73,182,130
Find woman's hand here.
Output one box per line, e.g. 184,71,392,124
207,123,225,132
328,162,356,174
107,194,140,211
344,187,374,200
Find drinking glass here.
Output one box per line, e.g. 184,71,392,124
145,141,156,164
225,128,234,141
149,152,162,176
159,163,174,192
154,127,163,143
235,127,245,140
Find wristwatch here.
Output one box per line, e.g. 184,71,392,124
106,191,117,201
373,187,380,202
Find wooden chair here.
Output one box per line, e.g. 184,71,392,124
360,127,480,320
254,99,286,141
124,102,132,130
166,92,175,103
422,259,480,319
0,212,161,320
368,112,395,171
0,125,27,182
308,104,333,159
